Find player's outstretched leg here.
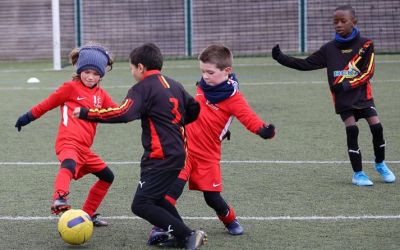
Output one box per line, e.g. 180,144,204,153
82,167,114,227
51,191,71,215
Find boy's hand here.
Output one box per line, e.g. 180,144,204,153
73,107,81,118
221,130,231,141
332,84,344,94
15,111,35,132
258,124,276,139
332,81,351,94
272,44,282,60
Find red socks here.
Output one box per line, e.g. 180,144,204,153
82,180,112,217
53,168,73,200
218,206,236,225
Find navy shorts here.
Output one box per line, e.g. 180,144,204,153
339,106,378,122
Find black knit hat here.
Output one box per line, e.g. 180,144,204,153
76,46,110,77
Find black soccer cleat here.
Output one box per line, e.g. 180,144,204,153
91,213,108,227
147,226,186,247
51,192,71,215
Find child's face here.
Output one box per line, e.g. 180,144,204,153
80,69,101,88
199,61,232,86
130,63,144,82
333,10,357,37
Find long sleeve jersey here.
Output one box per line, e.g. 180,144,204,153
275,34,375,113
186,86,266,162
30,80,118,152
79,70,200,171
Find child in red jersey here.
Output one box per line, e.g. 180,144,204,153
272,5,395,186
15,43,118,226
148,44,276,246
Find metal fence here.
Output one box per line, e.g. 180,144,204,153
0,0,399,61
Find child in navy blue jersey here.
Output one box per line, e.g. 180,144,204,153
272,5,395,186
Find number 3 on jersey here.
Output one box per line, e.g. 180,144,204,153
169,98,182,124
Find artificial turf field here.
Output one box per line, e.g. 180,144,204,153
0,55,399,249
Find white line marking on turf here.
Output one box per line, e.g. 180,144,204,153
1,215,399,221
1,160,399,166
0,80,398,91
0,59,399,73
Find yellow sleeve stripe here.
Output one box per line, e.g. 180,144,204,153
350,53,374,84
89,99,130,114
159,75,170,88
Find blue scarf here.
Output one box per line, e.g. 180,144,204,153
335,27,359,43
199,73,239,104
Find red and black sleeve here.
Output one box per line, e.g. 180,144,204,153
79,88,142,123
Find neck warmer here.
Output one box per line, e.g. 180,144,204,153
335,27,360,43
199,73,239,104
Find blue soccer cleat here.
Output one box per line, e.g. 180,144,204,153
185,230,207,250
375,161,396,183
147,227,170,246
352,171,373,186
225,219,244,235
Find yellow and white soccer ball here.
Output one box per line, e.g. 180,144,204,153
57,209,93,245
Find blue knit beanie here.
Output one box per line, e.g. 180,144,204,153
76,46,110,77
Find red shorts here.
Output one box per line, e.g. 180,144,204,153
179,154,223,192
57,147,107,180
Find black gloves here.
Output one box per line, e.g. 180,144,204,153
15,111,35,132
258,124,276,139
184,101,200,125
332,84,344,94
272,44,282,60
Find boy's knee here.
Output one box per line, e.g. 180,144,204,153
93,167,114,183
131,197,146,217
60,159,76,175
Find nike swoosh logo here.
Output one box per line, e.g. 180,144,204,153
76,97,86,101
212,183,222,187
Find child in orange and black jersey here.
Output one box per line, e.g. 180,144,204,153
272,5,395,186
74,43,206,250
15,43,118,226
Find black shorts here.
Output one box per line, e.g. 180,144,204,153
339,106,378,122
134,168,180,200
